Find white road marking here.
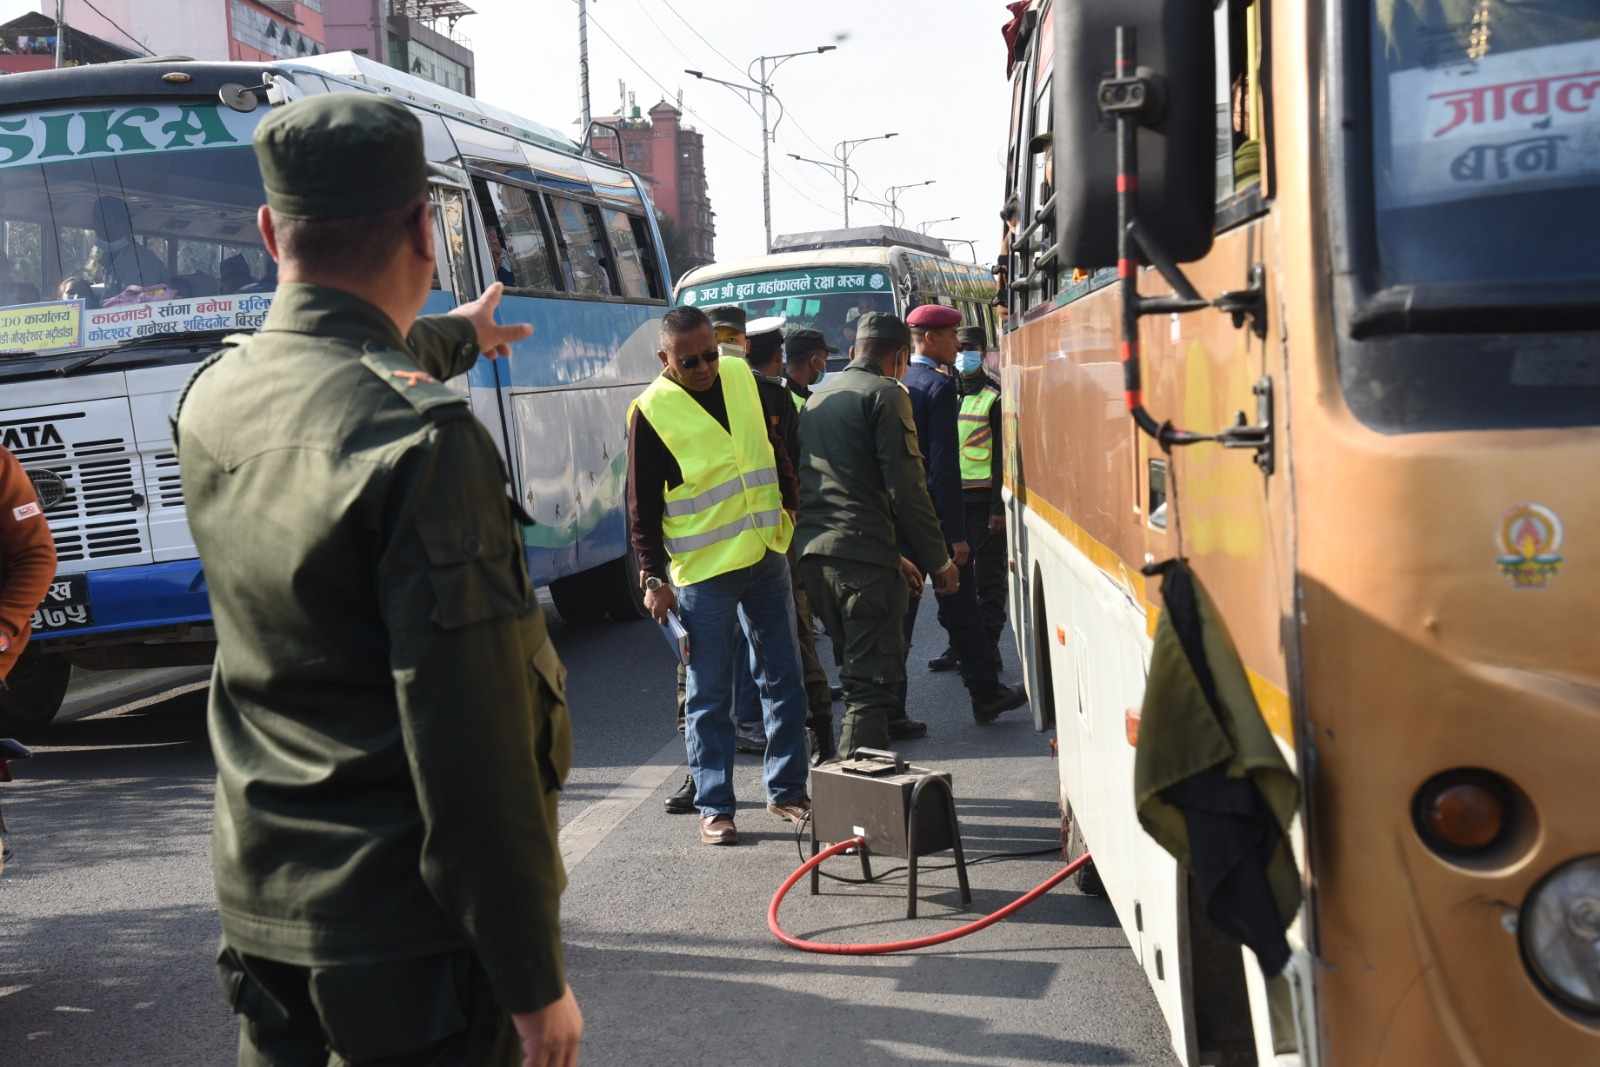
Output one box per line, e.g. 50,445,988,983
558,735,685,870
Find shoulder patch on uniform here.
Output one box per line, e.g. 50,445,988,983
360,346,468,418
12,501,41,521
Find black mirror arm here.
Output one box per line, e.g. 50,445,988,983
1105,24,1274,474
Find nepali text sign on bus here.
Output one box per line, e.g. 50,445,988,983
677,267,891,307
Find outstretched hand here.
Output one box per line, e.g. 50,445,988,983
452,282,532,358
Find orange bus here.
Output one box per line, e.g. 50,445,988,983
1000,2,1600,1064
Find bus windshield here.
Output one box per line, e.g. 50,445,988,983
1370,2,1600,289
0,100,273,370
678,266,896,366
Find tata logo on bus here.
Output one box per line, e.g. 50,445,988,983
1495,503,1564,589
0,104,256,170
2,421,63,451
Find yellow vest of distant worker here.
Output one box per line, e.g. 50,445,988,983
635,356,793,586
958,386,1000,491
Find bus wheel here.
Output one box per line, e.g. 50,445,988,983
0,647,71,737
549,569,609,625
594,542,647,622
1068,813,1106,897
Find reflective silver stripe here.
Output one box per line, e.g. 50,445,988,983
663,507,784,555
660,467,780,518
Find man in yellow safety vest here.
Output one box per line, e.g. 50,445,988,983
627,306,812,846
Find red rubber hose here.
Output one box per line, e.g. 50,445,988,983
768,835,1094,955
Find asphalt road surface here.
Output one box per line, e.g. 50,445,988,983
0,595,1180,1066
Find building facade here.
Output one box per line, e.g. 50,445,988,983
323,0,474,97
590,99,715,275
17,0,327,64
0,12,138,73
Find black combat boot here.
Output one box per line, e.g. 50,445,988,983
664,773,696,814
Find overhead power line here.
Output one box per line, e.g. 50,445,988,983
659,0,745,80
79,0,157,56
578,4,839,217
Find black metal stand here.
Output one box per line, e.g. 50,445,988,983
808,773,972,920
905,774,971,919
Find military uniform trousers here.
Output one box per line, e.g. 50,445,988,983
217,945,519,1066
675,548,833,738
902,547,1001,706
965,498,1009,671
799,554,910,754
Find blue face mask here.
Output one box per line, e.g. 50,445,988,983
955,351,984,376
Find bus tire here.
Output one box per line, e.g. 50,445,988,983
594,542,648,622
0,646,71,737
1068,813,1106,897
549,569,609,625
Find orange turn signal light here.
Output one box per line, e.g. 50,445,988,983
1413,769,1514,857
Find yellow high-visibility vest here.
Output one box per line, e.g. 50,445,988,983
632,357,793,586
958,385,1000,492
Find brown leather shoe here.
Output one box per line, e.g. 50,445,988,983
767,798,811,824
700,815,738,846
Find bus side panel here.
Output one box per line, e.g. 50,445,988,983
490,293,660,585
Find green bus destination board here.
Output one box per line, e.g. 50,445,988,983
677,267,892,308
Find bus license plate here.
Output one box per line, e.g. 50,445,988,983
31,574,92,633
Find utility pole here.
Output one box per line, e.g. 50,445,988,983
54,0,64,67
835,133,899,226
577,0,592,132
687,45,835,253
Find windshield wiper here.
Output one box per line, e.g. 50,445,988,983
56,329,240,377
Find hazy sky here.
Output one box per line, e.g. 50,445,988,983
467,0,1015,265
7,0,1015,266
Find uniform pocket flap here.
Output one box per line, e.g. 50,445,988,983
418,518,523,629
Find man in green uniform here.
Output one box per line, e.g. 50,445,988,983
795,313,958,755
932,325,1009,674
175,95,582,1065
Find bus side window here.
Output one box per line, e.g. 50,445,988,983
547,195,618,298
474,177,562,293
1025,72,1055,311
599,208,660,301
1217,0,1266,207
428,186,474,299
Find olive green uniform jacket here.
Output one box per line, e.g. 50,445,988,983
793,359,950,575
175,284,571,1016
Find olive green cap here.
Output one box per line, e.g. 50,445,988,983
253,95,428,219
853,311,909,347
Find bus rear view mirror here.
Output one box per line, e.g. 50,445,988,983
1053,0,1216,268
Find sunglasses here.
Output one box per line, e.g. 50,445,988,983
678,348,722,371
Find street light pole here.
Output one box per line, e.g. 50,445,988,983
54,0,65,67
687,45,836,253
918,216,961,234
885,179,935,229
835,133,898,226
790,153,854,225
848,195,895,223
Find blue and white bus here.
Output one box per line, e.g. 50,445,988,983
0,52,665,731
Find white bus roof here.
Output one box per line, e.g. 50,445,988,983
283,52,581,156
679,247,900,289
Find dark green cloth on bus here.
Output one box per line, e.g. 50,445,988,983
1134,559,1300,976
254,95,429,219
176,284,572,1025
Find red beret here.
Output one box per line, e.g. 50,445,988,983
905,304,963,329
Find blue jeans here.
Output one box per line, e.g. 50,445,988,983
679,549,810,817
732,627,763,732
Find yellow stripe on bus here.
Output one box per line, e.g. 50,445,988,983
1014,484,1295,746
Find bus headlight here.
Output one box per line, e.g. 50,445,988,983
1520,855,1600,1016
